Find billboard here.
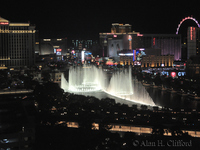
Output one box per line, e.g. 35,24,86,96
56,49,62,55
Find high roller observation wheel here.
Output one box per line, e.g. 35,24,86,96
176,16,200,34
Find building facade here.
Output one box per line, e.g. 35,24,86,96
99,23,181,61
0,17,36,68
187,27,200,59
186,55,200,78
40,38,67,55
141,55,174,68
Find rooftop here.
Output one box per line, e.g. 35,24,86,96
0,17,9,23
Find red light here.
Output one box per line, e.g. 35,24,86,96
153,38,156,46
56,49,62,52
137,33,143,36
0,22,9,25
171,72,176,78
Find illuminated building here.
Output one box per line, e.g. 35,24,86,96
70,39,96,50
141,55,174,68
133,34,181,60
118,50,134,65
111,23,132,33
99,23,181,61
40,38,67,56
0,17,36,68
187,27,200,59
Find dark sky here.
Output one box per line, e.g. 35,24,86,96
1,0,200,40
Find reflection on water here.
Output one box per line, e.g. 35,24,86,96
145,87,200,109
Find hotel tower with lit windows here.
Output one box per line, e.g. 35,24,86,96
0,17,35,68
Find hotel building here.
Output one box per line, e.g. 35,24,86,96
0,17,36,68
99,23,181,63
187,26,200,59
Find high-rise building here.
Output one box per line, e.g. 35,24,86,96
187,26,200,59
70,39,94,50
0,17,36,68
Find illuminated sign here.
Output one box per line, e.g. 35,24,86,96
171,72,176,78
119,53,133,56
113,35,117,37
178,72,186,76
128,35,132,41
137,33,143,36
0,22,9,25
81,51,85,62
190,27,196,41
56,49,62,52
161,71,169,76
54,49,56,53
134,61,141,65
162,71,186,77
137,48,145,51
56,52,61,55
153,38,156,46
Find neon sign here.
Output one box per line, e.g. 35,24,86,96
137,33,143,36
56,49,62,52
128,35,132,41
190,27,196,41
153,38,155,46
178,72,186,76
0,22,9,25
171,72,176,78
191,27,193,40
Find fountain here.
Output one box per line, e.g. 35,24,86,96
105,67,155,106
106,67,133,95
62,65,106,92
61,65,155,106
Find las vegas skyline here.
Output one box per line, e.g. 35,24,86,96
1,0,200,39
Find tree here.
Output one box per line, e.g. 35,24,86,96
42,71,51,82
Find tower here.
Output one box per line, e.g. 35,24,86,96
187,27,197,59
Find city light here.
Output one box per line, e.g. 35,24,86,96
119,53,133,56
81,51,85,62
176,16,200,34
171,72,176,78
0,22,9,25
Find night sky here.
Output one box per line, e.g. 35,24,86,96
1,0,200,39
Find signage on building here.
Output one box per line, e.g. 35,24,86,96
56,49,62,52
0,22,9,25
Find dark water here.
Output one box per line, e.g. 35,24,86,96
72,87,200,109
146,87,200,109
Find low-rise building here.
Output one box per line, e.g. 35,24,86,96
141,55,174,68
